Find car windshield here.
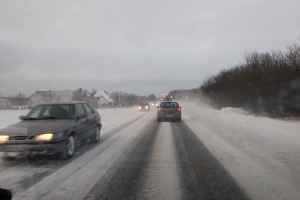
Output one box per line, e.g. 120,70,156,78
26,104,75,119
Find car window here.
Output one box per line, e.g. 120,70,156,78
76,104,86,116
27,105,74,119
87,104,95,113
160,102,179,108
27,105,44,118
62,105,75,118
83,104,93,116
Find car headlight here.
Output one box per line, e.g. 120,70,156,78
36,133,53,141
146,106,148,109
138,106,141,109
0,135,9,143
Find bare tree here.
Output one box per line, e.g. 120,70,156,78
41,91,62,103
86,89,98,108
72,88,88,101
15,93,27,110
88,89,97,97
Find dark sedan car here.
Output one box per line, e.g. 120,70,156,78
157,101,181,122
0,102,101,160
138,102,150,111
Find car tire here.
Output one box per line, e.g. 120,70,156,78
90,126,100,143
58,135,75,160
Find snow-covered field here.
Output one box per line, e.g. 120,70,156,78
0,110,28,130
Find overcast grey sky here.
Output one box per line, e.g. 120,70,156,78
0,0,299,97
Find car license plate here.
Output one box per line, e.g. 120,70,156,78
167,115,173,117
4,145,30,152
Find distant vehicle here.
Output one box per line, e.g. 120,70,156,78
0,102,101,160
138,102,150,111
157,101,181,122
152,101,158,106
160,94,174,101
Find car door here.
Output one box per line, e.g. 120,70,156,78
82,103,97,139
74,103,90,143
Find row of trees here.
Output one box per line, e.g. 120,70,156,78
27,89,99,109
169,88,208,103
201,40,300,115
1,89,158,109
71,88,98,108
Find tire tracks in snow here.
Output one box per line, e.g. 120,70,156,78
12,113,147,191
12,112,150,199
171,121,249,200
140,122,181,200
84,116,159,200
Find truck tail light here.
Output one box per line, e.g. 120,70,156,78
158,107,162,112
177,107,181,112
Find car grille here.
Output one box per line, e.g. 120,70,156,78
11,136,34,140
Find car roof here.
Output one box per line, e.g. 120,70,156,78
39,101,85,105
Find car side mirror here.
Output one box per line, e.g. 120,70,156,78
19,115,26,120
77,114,88,119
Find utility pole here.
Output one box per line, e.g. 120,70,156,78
119,91,121,107
118,82,123,107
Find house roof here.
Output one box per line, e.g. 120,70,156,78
94,91,114,102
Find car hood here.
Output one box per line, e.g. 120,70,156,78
0,120,72,136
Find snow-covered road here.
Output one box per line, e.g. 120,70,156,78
181,102,300,200
0,103,299,200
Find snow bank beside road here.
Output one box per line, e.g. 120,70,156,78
184,102,300,134
221,107,249,115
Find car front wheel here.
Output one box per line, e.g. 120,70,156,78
58,135,75,160
90,126,100,143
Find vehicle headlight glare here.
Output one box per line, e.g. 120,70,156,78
36,133,53,141
146,106,148,108
138,106,141,109
0,135,9,143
